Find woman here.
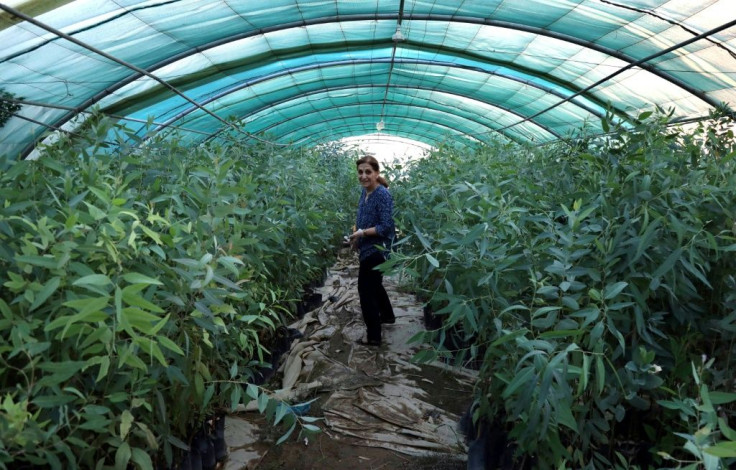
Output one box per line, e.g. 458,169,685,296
349,155,396,347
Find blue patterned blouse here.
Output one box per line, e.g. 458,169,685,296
356,185,395,261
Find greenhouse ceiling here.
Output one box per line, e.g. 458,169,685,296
0,0,735,159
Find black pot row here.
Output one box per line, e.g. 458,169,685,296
177,415,227,470
421,302,483,370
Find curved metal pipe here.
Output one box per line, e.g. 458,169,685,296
158,57,593,140
2,4,729,157
203,89,555,145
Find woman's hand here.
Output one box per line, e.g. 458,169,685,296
349,228,365,251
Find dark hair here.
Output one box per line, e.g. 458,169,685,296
356,155,389,188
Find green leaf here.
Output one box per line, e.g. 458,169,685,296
68,190,89,208
32,394,77,407
230,386,242,410
115,442,131,470
302,424,321,433
603,281,628,300
490,329,527,347
122,272,163,286
157,335,184,355
133,336,167,367
539,329,582,339
73,274,112,287
425,253,439,268
502,366,535,399
95,356,110,383
651,247,683,281
30,276,60,311
83,201,107,220
257,392,269,413
579,353,590,395
15,254,58,269
413,225,432,250
274,402,289,425
556,403,578,433
532,306,561,318
139,224,162,245
276,422,297,445
703,442,736,458
595,355,605,394
194,373,205,400
203,384,215,409
131,447,154,470
411,349,438,364
710,391,736,405
122,286,164,313
120,410,134,439
719,417,736,441
62,296,110,316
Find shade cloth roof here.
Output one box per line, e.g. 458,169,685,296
1,0,735,159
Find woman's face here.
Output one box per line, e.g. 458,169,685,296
357,163,379,191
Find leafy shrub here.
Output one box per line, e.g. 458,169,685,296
387,108,736,469
0,113,355,469
0,88,22,129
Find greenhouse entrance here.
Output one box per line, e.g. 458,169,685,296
222,247,475,470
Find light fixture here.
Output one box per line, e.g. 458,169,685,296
376,119,385,131
391,25,405,42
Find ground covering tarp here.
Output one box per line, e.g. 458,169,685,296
222,248,476,469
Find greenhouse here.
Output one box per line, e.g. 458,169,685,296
1,1,735,469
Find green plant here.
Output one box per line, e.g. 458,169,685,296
0,112,354,468
657,358,736,469
0,89,22,129
385,109,736,469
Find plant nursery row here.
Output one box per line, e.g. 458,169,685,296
0,114,356,469
2,108,736,470
384,109,736,469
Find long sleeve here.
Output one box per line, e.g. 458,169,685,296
356,186,395,261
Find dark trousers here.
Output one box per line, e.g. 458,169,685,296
358,252,395,343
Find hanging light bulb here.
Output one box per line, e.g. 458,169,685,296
376,119,385,131
391,25,405,42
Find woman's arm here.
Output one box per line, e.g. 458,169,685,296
371,190,395,238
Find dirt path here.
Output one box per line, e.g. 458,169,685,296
221,249,475,470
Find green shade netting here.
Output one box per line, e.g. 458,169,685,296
0,0,734,158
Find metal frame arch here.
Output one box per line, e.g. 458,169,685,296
255,113,491,147
246,105,518,145
214,119,455,149
198,84,558,145
273,118,481,148
143,44,616,133
152,56,592,140
0,4,725,157
223,90,551,143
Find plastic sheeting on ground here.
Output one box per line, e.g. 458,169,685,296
224,248,476,469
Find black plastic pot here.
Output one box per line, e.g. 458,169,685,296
194,428,216,470
177,449,202,470
213,415,228,461
423,304,442,330
304,292,322,312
